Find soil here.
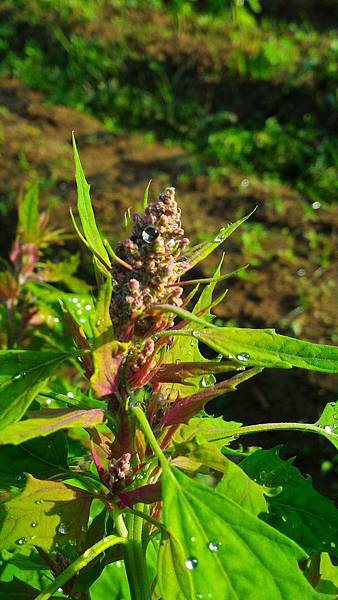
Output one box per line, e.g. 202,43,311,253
0,77,337,496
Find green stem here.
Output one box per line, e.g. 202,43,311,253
124,508,151,600
131,406,169,473
209,421,330,443
35,535,126,600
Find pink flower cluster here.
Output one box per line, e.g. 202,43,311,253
110,187,189,342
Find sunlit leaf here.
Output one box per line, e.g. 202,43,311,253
90,561,130,600
160,466,326,599
183,208,256,271
18,184,39,243
241,447,338,556
72,134,110,268
173,416,242,450
0,474,92,552
316,553,338,595
157,532,194,600
195,327,338,372
90,278,129,397
314,401,338,449
0,350,72,430
216,459,268,516
0,408,105,445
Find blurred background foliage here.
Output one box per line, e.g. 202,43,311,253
0,0,337,494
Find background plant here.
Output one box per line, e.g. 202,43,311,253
0,142,337,599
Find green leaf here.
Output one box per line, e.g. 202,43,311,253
316,553,338,595
18,184,39,243
90,278,129,397
0,433,68,489
241,447,338,556
195,327,338,372
159,257,225,399
0,351,71,430
0,474,92,552
184,208,256,272
158,532,194,600
160,466,325,599
72,134,110,268
89,561,130,600
0,408,105,445
315,401,338,449
216,459,268,516
173,416,242,450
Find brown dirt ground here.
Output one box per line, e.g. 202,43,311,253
0,78,337,494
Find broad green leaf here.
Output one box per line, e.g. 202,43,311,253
316,553,338,595
161,466,325,599
0,474,92,552
173,416,242,450
241,447,338,557
0,408,105,445
315,401,338,449
0,351,71,430
158,532,194,600
216,459,268,516
195,327,338,372
184,208,256,272
72,134,110,268
0,433,68,489
90,561,130,600
18,184,39,243
159,257,224,399
91,278,129,397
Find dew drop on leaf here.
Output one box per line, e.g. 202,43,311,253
31,522,38,528
236,353,250,362
16,537,28,545
207,541,221,552
190,536,196,543
34,499,43,505
57,522,70,535
281,515,287,523
324,425,333,433
185,557,198,570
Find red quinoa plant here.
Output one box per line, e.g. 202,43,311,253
0,136,337,600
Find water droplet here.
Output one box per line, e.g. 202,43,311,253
45,398,52,406
190,536,196,543
201,377,209,388
190,340,195,347
31,522,38,528
297,268,306,277
57,522,70,535
236,353,250,362
330,541,336,548
214,232,225,243
16,474,24,481
72,297,78,304
116,560,122,568
142,226,159,244
240,178,250,188
207,541,221,552
85,304,92,311
324,425,333,433
312,201,321,210
57,588,63,593
281,515,287,523
76,309,83,315
192,331,201,338
67,392,74,398
185,557,198,570
68,538,77,546
196,594,203,599
34,499,43,505
16,537,28,545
